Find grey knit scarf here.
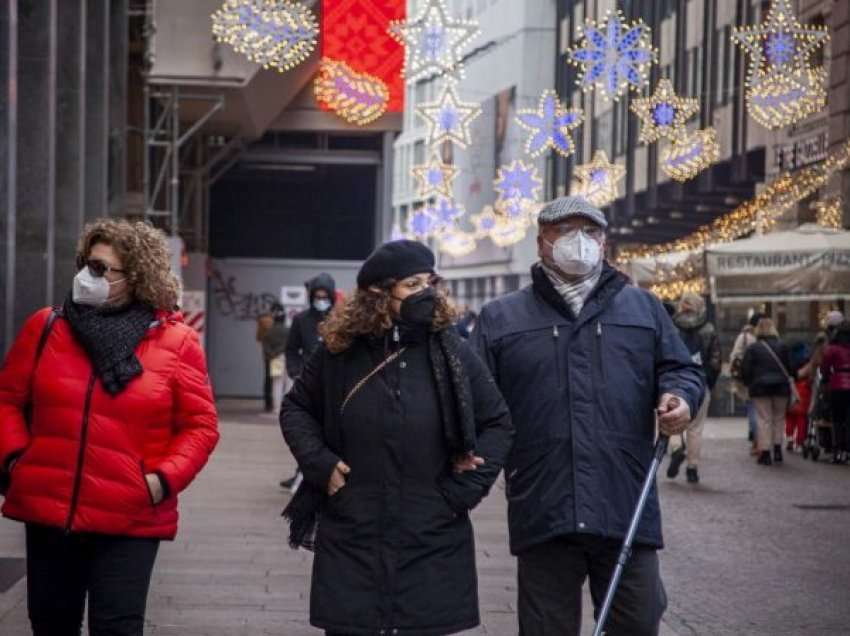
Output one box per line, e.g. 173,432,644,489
541,261,603,317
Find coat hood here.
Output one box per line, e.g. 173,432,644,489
307,273,336,305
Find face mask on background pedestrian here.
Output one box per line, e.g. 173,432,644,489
313,298,332,313
72,265,126,307
396,287,436,326
545,228,602,276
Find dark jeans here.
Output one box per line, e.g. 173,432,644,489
832,390,850,453
26,524,159,636
517,535,667,636
263,357,273,412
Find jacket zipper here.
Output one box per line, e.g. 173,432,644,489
65,373,97,533
553,325,561,388
596,321,605,384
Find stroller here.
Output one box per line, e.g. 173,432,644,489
802,369,832,461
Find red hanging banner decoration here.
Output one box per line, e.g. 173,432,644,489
321,0,405,113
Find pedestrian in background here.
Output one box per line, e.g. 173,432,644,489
667,292,721,484
455,307,478,339
0,219,219,636
256,308,275,413
741,317,793,466
785,341,814,452
280,240,514,636
280,273,337,491
263,303,289,415
821,321,850,464
474,196,704,636
729,314,761,455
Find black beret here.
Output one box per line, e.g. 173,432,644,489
357,240,436,290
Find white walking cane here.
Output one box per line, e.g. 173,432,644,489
592,433,670,636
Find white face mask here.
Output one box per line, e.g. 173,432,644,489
72,268,125,307
546,231,602,276
313,298,332,313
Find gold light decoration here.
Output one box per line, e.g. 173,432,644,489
568,10,657,102
615,138,850,262
515,90,583,159
630,79,700,144
649,278,707,301
389,0,480,82
572,150,625,207
438,228,477,257
411,153,458,198
314,58,389,126
661,127,720,182
488,215,529,247
813,194,844,229
211,0,318,72
732,0,829,129
416,82,482,149
471,206,499,239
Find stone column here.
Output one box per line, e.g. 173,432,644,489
0,2,17,354
15,0,57,324
84,0,109,220
108,0,128,216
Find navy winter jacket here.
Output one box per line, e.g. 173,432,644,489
474,264,704,554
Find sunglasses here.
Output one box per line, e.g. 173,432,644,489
79,258,126,278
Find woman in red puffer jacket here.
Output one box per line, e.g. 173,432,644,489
821,321,850,464
0,218,219,636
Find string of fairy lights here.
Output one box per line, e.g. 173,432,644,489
209,0,844,278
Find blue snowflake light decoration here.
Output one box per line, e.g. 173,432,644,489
212,0,318,72
494,160,543,204
407,207,437,240
568,10,657,102
429,197,466,233
515,90,583,159
732,0,829,129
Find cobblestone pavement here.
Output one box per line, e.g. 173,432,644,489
1,401,848,635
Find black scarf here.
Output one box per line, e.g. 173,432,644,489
63,295,155,395
282,327,476,550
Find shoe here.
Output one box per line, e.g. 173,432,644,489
667,447,686,479
786,440,794,452
748,430,754,442
757,451,773,466
750,442,760,456
773,445,783,463
686,467,699,484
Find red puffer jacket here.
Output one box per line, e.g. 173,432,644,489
0,307,219,540
822,342,850,392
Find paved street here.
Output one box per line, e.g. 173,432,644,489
1,402,849,635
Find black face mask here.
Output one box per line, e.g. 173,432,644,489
395,287,437,326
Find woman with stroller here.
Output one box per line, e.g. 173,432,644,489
821,321,850,465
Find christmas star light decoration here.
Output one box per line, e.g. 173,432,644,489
573,150,625,207
515,90,583,159
732,0,829,129
428,197,466,233
407,207,437,240
494,160,543,206
438,228,478,257
314,58,389,126
472,206,499,239
568,9,657,102
416,83,482,149
389,0,479,82
661,127,720,182
211,0,318,72
630,79,700,143
411,154,458,198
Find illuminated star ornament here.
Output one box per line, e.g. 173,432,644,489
314,58,389,126
428,197,466,233
661,128,720,182
515,90,583,159
472,206,499,239
211,0,318,72
407,207,437,240
573,151,625,207
494,160,543,207
630,79,700,143
568,9,657,101
438,229,477,257
732,0,829,129
411,154,458,198
389,0,479,82
416,83,482,149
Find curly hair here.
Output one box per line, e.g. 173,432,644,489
76,219,181,311
320,283,458,354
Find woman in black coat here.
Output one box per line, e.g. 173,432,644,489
280,240,514,636
741,317,794,466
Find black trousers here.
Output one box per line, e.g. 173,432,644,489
26,524,159,636
263,357,273,412
517,535,667,636
831,390,850,453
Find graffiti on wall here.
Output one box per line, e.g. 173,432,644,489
211,269,279,321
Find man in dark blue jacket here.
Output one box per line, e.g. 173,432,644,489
474,196,704,636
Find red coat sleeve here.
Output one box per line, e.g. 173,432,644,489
153,329,219,495
0,308,53,469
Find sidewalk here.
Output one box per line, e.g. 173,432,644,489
2,405,847,634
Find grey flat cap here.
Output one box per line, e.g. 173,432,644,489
537,196,608,229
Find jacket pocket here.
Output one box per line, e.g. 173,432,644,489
139,461,157,507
